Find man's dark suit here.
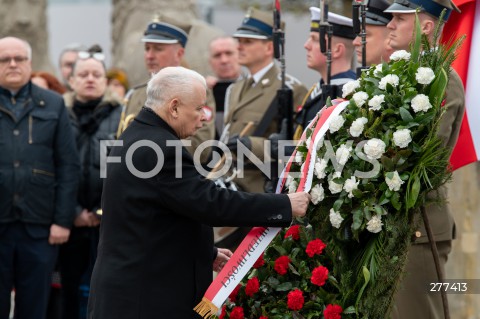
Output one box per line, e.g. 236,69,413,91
88,108,293,319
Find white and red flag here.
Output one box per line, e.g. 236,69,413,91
444,0,480,170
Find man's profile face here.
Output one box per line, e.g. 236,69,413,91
387,13,416,51
144,42,184,74
59,51,78,85
353,25,393,66
0,37,32,91
209,38,240,80
304,32,326,71
174,81,207,139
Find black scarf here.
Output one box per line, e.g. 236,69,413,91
73,97,113,135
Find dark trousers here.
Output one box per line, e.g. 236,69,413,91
59,227,98,319
0,222,57,319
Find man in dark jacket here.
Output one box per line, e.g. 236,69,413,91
87,66,310,319
0,37,79,319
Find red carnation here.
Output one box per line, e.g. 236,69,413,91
284,225,300,240
287,289,304,311
324,304,343,319
229,285,241,302
245,277,260,296
219,305,226,319
253,253,265,268
311,265,329,286
306,238,327,257
230,306,245,319
259,317,268,319
274,255,290,275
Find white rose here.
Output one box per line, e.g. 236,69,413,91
343,176,359,198
329,115,345,133
352,91,369,107
314,158,328,179
373,64,383,77
366,215,383,233
363,138,386,159
342,80,361,98
368,94,385,111
310,184,325,205
385,171,405,191
379,74,400,90
349,117,368,137
306,136,312,149
329,208,344,229
416,67,435,85
316,137,324,150
295,151,303,163
288,179,298,194
390,50,411,61
393,129,412,148
328,172,343,194
336,144,352,165
411,94,433,113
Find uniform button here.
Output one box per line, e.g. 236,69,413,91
277,214,282,219
13,129,20,136
415,231,422,238
13,160,20,168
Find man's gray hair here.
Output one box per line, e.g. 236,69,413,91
145,66,206,110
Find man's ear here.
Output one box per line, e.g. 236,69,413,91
168,98,180,119
331,42,344,59
420,16,435,36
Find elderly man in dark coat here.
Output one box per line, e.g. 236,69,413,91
87,66,310,319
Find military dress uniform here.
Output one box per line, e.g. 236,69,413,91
223,7,307,194
119,20,215,164
294,8,357,139
382,1,465,319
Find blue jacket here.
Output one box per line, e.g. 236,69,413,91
0,83,80,228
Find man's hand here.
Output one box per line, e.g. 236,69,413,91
49,224,71,245
287,192,311,218
226,135,251,154
74,209,101,227
213,248,233,272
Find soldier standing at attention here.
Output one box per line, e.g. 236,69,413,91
119,18,215,164
382,1,465,318
223,7,308,194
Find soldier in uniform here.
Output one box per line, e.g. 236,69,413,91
294,7,356,138
224,7,307,194
119,19,215,164
352,0,393,66
382,1,465,318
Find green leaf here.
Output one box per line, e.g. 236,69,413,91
275,282,293,291
399,107,414,122
343,306,356,314
429,67,448,109
411,13,422,62
406,176,421,210
352,209,363,230
391,192,402,210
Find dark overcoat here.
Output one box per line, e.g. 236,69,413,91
87,108,292,319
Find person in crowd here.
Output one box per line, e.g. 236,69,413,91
294,7,356,139
106,67,129,100
118,18,215,165
0,36,79,319
31,71,67,94
59,45,122,319
352,0,393,67
382,1,465,318
87,66,310,319
58,43,87,91
206,36,243,138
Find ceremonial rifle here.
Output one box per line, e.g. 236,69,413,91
353,0,368,77
319,0,336,102
273,0,293,140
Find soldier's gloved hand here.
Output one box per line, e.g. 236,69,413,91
226,135,251,154
268,119,288,160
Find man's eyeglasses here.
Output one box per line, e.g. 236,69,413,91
0,56,29,65
78,51,105,61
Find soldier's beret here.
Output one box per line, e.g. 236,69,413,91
142,21,189,47
309,7,356,40
233,7,285,40
384,0,461,22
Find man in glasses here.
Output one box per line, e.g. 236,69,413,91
118,18,215,165
0,36,79,319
